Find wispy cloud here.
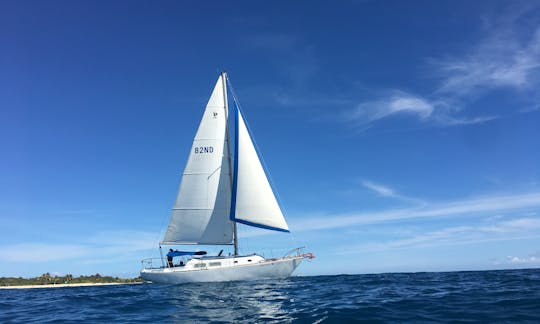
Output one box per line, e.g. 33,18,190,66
361,180,425,205
339,217,540,254
347,3,540,129
435,21,540,96
350,91,434,124
362,180,396,197
238,192,540,239
55,209,96,215
0,230,157,263
0,243,89,262
347,91,496,127
480,217,540,233
432,114,498,126
285,191,540,233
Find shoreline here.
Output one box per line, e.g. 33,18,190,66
0,282,144,290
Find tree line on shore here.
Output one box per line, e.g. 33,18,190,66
0,273,142,286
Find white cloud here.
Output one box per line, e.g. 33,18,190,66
348,91,496,127
520,104,540,113
385,96,433,118
358,226,475,251
284,192,540,233
361,180,425,205
347,4,540,130
350,91,434,124
84,230,158,253
0,243,89,262
430,3,540,115
0,230,157,263
506,253,540,264
481,218,540,233
436,26,540,96
339,217,540,254
433,114,498,126
362,180,396,197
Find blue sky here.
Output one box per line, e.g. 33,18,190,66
1,1,540,278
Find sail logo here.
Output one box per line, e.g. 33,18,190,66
194,146,214,154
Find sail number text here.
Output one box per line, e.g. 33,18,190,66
194,146,214,154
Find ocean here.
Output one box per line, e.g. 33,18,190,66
2,268,539,323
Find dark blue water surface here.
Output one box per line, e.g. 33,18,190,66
2,268,540,323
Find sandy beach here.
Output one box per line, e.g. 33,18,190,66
0,282,144,290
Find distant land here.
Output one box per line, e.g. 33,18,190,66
0,273,143,289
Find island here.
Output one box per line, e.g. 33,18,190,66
0,273,143,289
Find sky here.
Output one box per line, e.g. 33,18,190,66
1,0,540,278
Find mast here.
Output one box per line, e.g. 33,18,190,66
222,71,239,256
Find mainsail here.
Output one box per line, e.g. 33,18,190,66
162,75,234,244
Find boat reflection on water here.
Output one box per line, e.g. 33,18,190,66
162,279,297,322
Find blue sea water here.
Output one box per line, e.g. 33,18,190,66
1,268,540,323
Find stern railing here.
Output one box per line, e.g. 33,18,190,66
141,258,165,270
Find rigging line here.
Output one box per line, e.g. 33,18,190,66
154,207,169,247
154,171,182,247
153,174,179,247
225,75,292,230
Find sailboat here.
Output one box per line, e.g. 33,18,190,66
140,72,314,283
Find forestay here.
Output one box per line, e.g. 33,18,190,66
162,75,234,245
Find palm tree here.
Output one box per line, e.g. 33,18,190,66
40,273,51,285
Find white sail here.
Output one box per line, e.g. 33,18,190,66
162,75,234,244
230,104,289,232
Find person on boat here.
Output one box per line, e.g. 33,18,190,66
167,249,174,267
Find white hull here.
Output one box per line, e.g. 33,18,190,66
141,256,303,284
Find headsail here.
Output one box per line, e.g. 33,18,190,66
162,75,234,245
229,102,290,232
